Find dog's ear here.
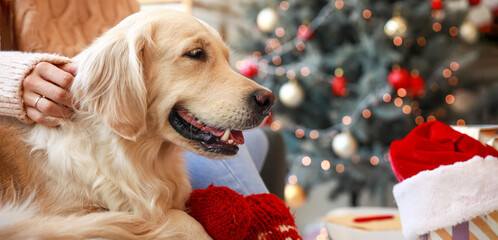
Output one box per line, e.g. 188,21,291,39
73,24,152,141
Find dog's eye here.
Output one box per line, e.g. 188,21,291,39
185,49,206,60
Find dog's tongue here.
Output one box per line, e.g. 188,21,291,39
229,131,245,145
177,108,244,144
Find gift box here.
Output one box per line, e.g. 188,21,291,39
419,210,498,240
452,125,498,150
389,121,498,240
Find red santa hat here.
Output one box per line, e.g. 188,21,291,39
389,121,498,240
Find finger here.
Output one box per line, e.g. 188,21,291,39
26,107,59,127
35,62,74,89
29,76,74,109
24,92,72,119
58,62,78,77
37,97,73,119
24,91,42,108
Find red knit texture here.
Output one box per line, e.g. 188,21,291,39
245,193,302,240
187,185,302,240
186,185,252,240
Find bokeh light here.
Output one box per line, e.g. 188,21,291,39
288,175,298,184
448,76,458,86
295,128,305,138
402,105,412,114
321,160,331,171
397,88,407,97
394,97,403,107
342,116,352,125
280,1,289,11
362,109,372,119
370,156,380,166
302,156,312,166
275,67,285,76
300,67,310,77
449,27,459,37
335,0,344,9
415,116,425,125
393,36,403,46
443,68,452,78
450,62,459,71
383,94,392,102
336,163,345,173
309,130,320,139
275,27,286,38
272,56,282,65
432,22,442,32
286,70,296,79
445,94,455,104
363,10,372,19
417,37,427,47
270,120,282,131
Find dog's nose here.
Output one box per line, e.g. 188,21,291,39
251,89,275,115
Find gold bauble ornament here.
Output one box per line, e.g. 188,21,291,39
384,16,408,37
332,130,358,158
279,79,305,108
257,8,279,33
460,20,479,44
284,183,306,208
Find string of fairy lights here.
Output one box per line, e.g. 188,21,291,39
237,0,494,198
275,58,471,182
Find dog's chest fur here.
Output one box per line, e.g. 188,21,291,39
0,116,191,222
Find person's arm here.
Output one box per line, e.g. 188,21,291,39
0,51,75,125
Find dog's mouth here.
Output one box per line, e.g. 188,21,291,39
168,107,244,155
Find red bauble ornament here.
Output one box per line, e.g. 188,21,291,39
479,24,490,33
388,68,411,90
409,75,425,98
469,0,480,6
297,25,315,40
431,0,444,10
330,75,348,97
239,60,259,78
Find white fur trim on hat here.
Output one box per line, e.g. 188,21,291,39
393,155,498,240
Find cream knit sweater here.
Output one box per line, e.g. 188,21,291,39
0,52,70,123
0,0,138,123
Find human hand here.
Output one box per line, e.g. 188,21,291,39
23,62,78,127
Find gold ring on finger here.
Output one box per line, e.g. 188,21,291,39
34,95,44,111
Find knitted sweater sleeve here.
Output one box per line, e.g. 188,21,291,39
0,51,71,123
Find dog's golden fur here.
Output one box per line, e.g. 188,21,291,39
0,10,272,239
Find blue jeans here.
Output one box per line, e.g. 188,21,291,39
184,128,269,196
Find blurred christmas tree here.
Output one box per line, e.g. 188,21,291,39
233,0,498,207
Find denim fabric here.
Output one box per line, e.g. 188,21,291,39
184,128,269,196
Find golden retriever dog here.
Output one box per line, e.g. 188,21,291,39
0,10,274,239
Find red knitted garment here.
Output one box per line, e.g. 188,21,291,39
186,185,252,240
244,193,301,240
186,185,302,240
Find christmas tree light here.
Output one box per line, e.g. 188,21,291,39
235,0,498,207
